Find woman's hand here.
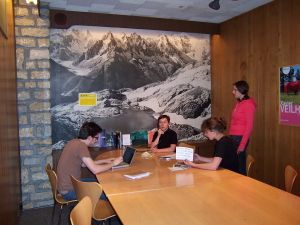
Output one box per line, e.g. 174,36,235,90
184,160,194,167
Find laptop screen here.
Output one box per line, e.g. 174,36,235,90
123,147,136,164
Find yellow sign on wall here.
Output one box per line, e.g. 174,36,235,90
79,93,97,106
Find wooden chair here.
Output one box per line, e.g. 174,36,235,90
285,165,298,193
70,176,116,224
45,164,77,225
246,154,255,177
70,196,92,225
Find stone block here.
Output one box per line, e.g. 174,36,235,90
19,139,28,147
36,18,49,27
34,90,50,100
19,127,34,137
37,39,49,48
31,70,50,79
35,200,53,208
24,157,41,165
29,102,50,111
17,71,28,79
26,61,36,69
46,156,53,166
22,184,35,193
30,112,51,124
15,18,35,26
23,202,33,210
39,146,52,155
32,172,48,181
37,60,50,68
16,48,24,69
18,82,24,88
38,181,51,190
20,149,33,156
36,125,52,137
30,49,49,60
21,168,29,184
25,81,36,88
30,138,52,145
21,27,49,37
16,37,36,47
18,105,28,113
37,81,50,89
31,8,39,16
14,7,29,16
18,91,30,100
30,166,42,173
19,115,28,124
15,27,20,36
30,192,52,201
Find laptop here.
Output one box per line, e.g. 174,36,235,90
112,147,136,169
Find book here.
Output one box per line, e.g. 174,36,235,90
124,171,151,180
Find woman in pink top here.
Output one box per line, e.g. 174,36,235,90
229,80,256,175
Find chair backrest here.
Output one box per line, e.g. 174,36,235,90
285,165,298,193
178,142,196,152
45,164,58,201
70,196,92,225
71,176,103,218
246,154,255,177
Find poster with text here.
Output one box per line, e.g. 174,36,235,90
50,26,211,148
279,65,300,126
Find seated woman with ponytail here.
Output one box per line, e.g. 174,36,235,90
184,117,239,173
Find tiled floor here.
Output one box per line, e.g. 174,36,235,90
18,203,122,225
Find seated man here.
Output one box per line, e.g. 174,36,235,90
57,122,123,200
150,115,177,153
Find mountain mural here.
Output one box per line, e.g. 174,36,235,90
50,26,211,147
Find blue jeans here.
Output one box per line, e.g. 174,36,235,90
229,135,249,176
61,177,108,201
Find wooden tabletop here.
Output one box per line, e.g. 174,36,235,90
96,149,300,225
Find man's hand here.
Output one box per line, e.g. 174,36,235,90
112,156,123,166
151,147,159,153
157,129,164,135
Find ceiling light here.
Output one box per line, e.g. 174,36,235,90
209,0,220,10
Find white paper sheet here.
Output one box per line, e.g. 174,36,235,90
175,147,194,161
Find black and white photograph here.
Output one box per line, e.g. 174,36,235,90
50,26,211,148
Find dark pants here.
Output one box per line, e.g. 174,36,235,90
230,135,249,176
61,177,108,201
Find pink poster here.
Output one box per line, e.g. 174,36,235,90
279,65,300,126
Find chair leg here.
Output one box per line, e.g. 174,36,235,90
58,204,63,225
50,202,57,225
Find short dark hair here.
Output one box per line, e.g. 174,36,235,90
158,114,170,123
78,122,102,139
201,117,227,133
234,80,249,99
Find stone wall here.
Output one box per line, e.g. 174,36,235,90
14,0,52,209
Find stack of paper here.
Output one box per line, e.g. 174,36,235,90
124,171,151,180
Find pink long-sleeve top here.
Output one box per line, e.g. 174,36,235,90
229,98,256,150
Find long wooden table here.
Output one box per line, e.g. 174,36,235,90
96,150,300,225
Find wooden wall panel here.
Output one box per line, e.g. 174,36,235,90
212,0,300,195
0,0,21,224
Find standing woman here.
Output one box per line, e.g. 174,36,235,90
229,80,256,175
